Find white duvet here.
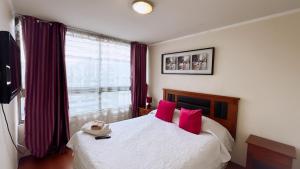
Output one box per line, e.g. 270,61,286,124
67,112,233,169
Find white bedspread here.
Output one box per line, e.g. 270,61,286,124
67,114,232,169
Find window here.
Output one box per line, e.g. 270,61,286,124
65,30,131,117
18,21,26,123
19,28,132,122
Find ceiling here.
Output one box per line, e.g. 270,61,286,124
11,0,300,44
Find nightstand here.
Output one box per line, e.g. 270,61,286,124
246,135,296,169
138,107,154,116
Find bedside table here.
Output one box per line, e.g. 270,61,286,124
246,135,296,169
138,107,154,116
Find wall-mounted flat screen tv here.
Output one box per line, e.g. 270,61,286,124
0,31,21,104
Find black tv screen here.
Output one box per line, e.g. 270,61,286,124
0,31,21,104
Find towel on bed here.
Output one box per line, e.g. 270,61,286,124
81,121,111,137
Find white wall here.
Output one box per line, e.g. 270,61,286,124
0,0,18,169
149,11,300,168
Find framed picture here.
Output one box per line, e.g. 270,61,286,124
161,47,215,75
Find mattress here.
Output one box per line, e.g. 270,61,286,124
67,113,233,169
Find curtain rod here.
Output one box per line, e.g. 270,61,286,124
15,14,131,44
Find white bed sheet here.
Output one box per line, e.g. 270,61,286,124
67,113,232,169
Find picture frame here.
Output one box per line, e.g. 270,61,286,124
161,47,215,75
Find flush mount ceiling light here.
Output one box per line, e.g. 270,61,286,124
132,0,153,15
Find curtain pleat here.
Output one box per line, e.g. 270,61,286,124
130,42,147,118
21,16,70,158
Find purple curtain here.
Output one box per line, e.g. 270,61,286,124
131,42,147,117
21,16,70,158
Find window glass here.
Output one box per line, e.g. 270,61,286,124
19,29,131,121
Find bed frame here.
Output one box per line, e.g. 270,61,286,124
163,89,240,138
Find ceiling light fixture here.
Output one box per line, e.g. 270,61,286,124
132,0,153,15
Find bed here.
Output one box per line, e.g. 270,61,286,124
67,89,240,169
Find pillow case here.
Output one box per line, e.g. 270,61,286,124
179,108,202,134
201,116,234,152
172,108,234,151
172,108,181,124
155,100,176,122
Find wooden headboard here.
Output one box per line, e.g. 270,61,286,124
163,89,240,138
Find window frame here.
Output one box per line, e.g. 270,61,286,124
17,26,132,123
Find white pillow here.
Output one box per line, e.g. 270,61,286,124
172,108,234,152
201,116,234,152
172,108,181,125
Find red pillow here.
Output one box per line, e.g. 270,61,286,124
155,100,176,122
179,108,202,134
